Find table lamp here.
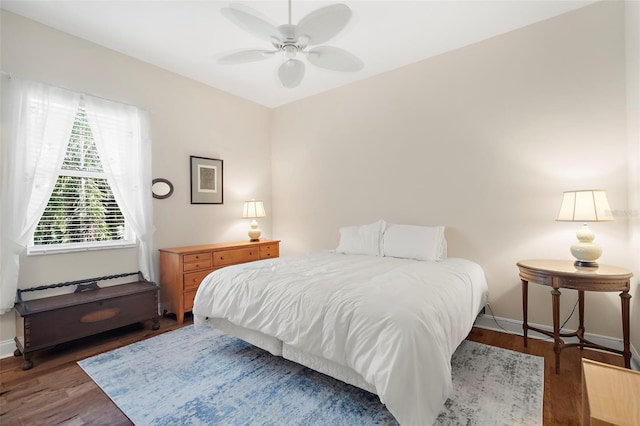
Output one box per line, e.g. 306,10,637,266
242,199,266,241
556,189,614,267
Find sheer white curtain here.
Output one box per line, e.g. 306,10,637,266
85,96,155,282
0,79,80,313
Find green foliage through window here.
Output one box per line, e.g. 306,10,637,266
33,106,127,247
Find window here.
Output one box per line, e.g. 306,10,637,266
28,105,135,254
3,78,154,306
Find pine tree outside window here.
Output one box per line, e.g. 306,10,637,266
28,105,135,254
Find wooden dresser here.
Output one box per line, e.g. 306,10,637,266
159,239,279,324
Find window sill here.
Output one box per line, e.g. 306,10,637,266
27,241,137,256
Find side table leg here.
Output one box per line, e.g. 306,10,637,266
621,291,631,369
578,290,585,350
522,279,529,347
552,287,562,374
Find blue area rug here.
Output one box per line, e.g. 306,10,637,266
78,325,543,425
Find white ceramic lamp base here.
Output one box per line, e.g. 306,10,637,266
248,219,261,242
570,223,602,267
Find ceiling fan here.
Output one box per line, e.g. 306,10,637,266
217,1,364,88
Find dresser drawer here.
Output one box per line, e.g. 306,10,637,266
183,290,196,311
183,255,212,272
260,244,279,259
213,247,259,267
183,269,212,292
184,252,211,264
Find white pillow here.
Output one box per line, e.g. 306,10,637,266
382,224,447,261
335,220,386,256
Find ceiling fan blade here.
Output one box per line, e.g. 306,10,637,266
278,59,305,88
307,46,363,72
221,4,281,43
297,4,352,45
218,50,276,64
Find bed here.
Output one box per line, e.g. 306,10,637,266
192,222,489,425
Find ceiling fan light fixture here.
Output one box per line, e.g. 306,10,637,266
283,45,297,59
278,59,305,88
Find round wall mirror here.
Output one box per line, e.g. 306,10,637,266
152,178,174,199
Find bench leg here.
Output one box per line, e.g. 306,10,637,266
152,316,160,330
21,353,33,370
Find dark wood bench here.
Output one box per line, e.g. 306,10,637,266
14,274,159,370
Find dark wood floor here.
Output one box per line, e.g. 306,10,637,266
0,316,625,426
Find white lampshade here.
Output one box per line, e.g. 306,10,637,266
242,199,266,241
556,190,614,267
556,190,614,222
242,200,266,219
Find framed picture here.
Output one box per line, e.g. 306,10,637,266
190,156,223,204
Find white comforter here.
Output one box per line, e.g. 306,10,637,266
193,252,488,425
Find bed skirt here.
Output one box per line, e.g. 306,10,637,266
194,315,377,395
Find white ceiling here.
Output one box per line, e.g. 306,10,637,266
1,0,595,108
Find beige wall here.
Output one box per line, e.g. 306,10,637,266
271,1,639,348
0,11,273,344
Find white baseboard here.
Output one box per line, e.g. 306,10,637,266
1,338,16,359
474,313,640,371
